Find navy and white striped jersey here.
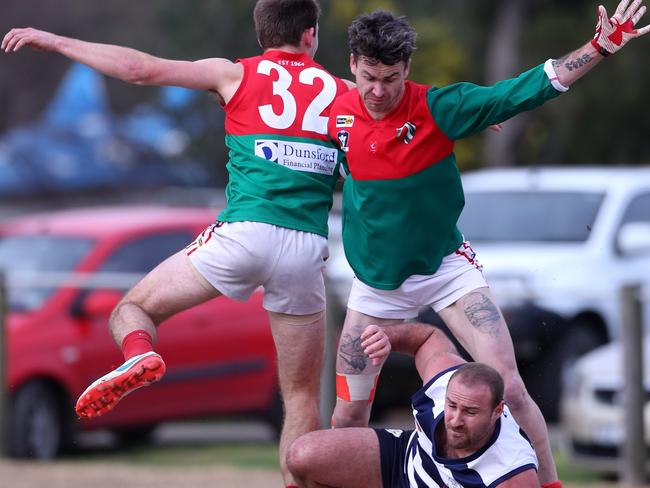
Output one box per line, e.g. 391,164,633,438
404,365,538,487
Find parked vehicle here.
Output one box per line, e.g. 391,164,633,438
1,206,280,459
560,336,650,474
460,166,650,420
327,166,650,421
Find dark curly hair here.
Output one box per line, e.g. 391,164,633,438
348,10,417,66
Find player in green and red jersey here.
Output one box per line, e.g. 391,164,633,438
327,3,649,488
3,1,351,485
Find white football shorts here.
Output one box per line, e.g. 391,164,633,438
347,241,487,319
187,221,328,315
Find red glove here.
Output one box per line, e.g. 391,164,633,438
591,0,650,56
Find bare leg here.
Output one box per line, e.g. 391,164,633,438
268,311,325,486
75,251,222,418
287,428,382,488
331,309,404,428
109,250,221,345
330,311,437,428
437,287,558,483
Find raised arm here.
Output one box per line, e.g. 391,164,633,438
2,28,242,102
361,323,464,383
553,0,650,87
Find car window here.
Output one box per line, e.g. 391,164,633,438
621,193,650,224
459,191,604,243
98,231,193,274
0,235,95,311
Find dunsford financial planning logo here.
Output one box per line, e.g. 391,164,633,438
255,139,337,175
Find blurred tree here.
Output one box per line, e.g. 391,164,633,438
481,0,650,166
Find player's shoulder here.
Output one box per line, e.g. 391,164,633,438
404,79,433,99
332,87,359,109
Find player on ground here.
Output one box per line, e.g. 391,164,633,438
288,324,541,487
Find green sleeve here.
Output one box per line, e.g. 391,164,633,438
426,63,561,140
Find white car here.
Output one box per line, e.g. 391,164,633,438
560,336,650,473
327,166,650,421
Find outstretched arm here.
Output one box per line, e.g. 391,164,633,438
2,28,242,101
553,0,650,87
361,324,464,383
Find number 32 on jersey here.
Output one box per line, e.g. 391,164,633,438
257,60,337,135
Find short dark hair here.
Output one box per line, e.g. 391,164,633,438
449,363,504,410
348,10,416,66
254,0,321,50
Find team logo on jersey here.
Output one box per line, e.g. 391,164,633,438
254,139,337,175
255,140,281,162
336,115,355,128
443,477,463,488
337,130,350,152
396,121,417,144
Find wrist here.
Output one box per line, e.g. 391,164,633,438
590,38,610,57
53,34,68,54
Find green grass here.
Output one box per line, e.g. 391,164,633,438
554,449,605,484
64,442,280,470
62,436,606,482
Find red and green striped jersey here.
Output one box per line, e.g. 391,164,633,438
218,50,349,237
329,63,561,289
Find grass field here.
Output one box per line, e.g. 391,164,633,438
4,440,640,488
10,417,633,487
61,438,605,484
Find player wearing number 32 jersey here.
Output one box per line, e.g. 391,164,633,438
220,50,349,237
2,1,351,485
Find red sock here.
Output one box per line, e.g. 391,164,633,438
541,481,563,488
121,330,154,361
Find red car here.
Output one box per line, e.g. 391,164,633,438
1,205,280,459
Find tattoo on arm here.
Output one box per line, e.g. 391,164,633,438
553,53,594,72
463,292,502,339
339,333,368,372
552,54,569,71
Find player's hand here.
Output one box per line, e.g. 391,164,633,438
2,28,59,53
591,0,650,55
361,324,391,366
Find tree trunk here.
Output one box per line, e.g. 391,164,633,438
483,0,529,167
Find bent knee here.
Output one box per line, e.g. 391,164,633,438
286,433,319,477
112,296,167,325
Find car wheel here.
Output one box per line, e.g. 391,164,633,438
11,382,64,459
528,323,605,422
112,424,158,446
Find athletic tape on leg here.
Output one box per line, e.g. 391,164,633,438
336,373,379,402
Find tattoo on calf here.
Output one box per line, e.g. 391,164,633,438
339,333,368,373
464,292,502,339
